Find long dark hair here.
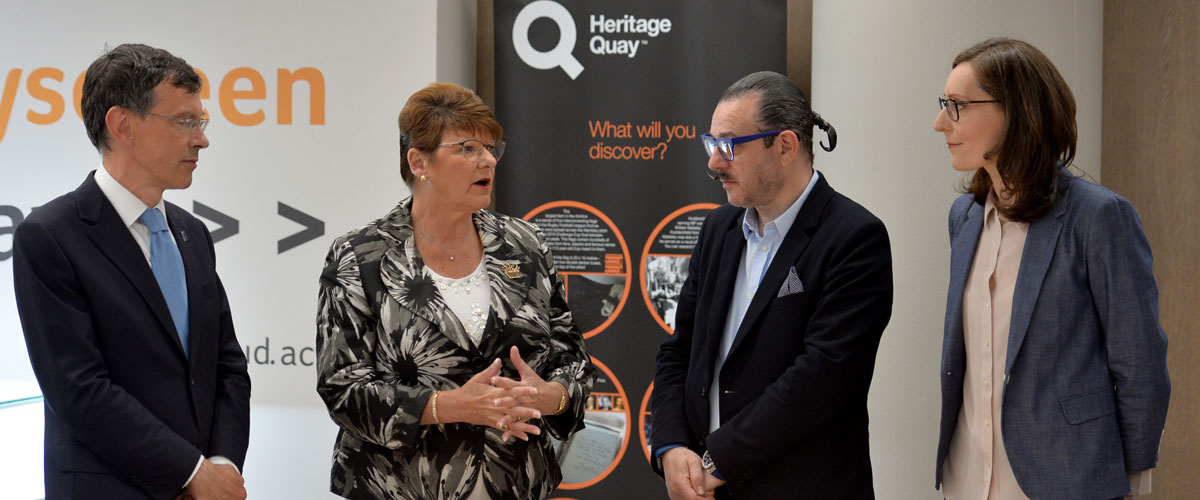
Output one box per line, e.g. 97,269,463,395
954,38,1076,222
720,71,836,160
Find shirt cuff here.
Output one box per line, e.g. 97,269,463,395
1128,469,1152,496
209,455,240,475
182,455,241,489
183,455,204,489
654,443,685,459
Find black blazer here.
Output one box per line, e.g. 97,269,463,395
651,173,893,499
12,172,251,500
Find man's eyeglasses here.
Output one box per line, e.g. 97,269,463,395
937,97,999,122
437,139,506,163
136,109,210,132
701,130,784,161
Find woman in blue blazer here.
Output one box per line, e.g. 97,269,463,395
932,38,1170,500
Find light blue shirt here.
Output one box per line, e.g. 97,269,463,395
708,171,820,432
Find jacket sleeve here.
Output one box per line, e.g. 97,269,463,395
13,217,200,496
533,226,597,440
315,237,433,450
1085,195,1170,471
201,225,252,469
648,212,711,475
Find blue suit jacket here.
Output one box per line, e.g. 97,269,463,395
12,172,251,499
936,173,1170,499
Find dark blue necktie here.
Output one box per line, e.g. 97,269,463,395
140,207,189,357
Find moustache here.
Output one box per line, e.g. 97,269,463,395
706,169,731,182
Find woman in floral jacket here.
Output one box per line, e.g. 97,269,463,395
316,82,595,500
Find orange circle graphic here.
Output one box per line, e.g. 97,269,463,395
639,203,718,334
638,381,654,463
522,200,632,339
556,356,631,490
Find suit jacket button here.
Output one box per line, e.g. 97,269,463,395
190,376,196,385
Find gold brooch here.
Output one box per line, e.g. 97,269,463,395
502,262,523,280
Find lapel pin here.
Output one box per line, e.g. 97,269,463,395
502,262,523,280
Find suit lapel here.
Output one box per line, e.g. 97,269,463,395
1005,186,1069,375
945,200,984,368
78,174,187,359
376,200,539,354
725,176,829,359
477,211,535,345
166,203,203,362
378,216,476,353
703,220,746,380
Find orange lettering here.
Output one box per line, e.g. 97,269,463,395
277,67,325,125
73,70,86,120
0,69,22,144
219,67,266,126
193,67,211,99
193,68,211,119
27,67,65,125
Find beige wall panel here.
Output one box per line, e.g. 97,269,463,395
1103,1,1200,496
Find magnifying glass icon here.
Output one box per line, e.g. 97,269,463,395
512,0,584,79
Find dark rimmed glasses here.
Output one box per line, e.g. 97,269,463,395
437,139,506,163
701,130,784,161
135,109,210,132
937,97,999,122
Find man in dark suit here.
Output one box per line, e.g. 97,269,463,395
12,44,250,500
650,71,893,499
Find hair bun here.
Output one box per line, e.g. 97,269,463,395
812,112,837,152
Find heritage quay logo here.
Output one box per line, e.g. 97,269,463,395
512,0,673,80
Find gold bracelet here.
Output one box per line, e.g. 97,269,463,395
431,391,442,425
549,382,568,416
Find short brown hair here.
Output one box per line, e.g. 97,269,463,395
82,44,202,152
954,38,1077,222
397,82,503,185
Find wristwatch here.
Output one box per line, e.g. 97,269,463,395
701,450,717,475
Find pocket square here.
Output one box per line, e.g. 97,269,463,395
778,266,804,297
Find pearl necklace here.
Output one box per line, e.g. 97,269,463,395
430,260,489,344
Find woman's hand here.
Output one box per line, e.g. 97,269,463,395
489,346,570,441
432,358,543,441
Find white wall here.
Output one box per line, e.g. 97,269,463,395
811,1,1102,498
437,0,479,88
0,1,455,497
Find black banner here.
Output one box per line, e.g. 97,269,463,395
494,1,786,496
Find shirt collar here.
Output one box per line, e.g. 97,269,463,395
94,163,167,228
741,170,821,241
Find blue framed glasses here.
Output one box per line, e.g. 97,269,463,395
701,130,784,161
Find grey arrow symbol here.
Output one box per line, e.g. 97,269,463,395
193,201,239,243
278,202,324,254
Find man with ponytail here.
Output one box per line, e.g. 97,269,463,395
651,71,894,499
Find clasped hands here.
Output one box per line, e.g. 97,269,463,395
662,447,726,500
432,346,563,442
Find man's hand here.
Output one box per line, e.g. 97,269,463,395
704,471,726,493
183,458,246,500
661,447,711,500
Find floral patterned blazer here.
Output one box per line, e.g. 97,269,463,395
316,197,595,500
